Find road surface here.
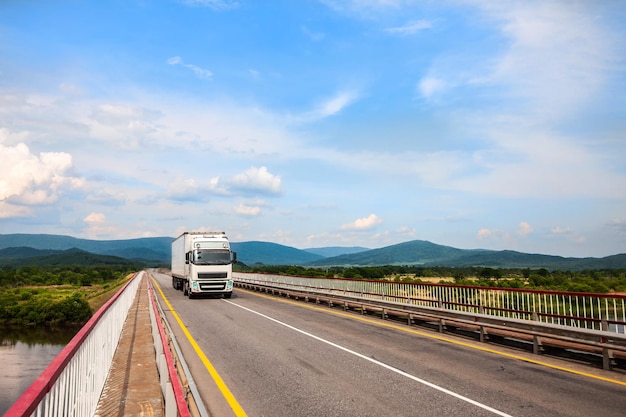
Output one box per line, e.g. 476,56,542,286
150,270,626,417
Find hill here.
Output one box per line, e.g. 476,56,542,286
305,240,626,270
1,234,624,270
303,246,369,257
0,234,171,262
0,248,142,267
231,241,324,265
305,240,472,266
0,247,65,259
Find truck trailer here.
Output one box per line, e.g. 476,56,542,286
171,231,237,298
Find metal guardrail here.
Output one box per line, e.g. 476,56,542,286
233,272,626,371
5,272,141,417
234,273,626,334
147,277,192,417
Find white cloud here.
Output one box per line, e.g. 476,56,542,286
385,20,432,36
417,76,448,100
82,212,121,238
0,128,29,146
230,166,282,195
0,142,84,207
551,226,572,235
471,1,615,117
0,202,31,219
84,212,106,224
166,177,227,202
517,221,532,237
299,90,360,122
341,213,382,230
550,225,585,244
235,203,261,216
167,56,213,79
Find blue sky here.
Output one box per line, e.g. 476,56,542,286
1,0,625,257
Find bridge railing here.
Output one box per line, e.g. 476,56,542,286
5,272,142,417
233,272,626,335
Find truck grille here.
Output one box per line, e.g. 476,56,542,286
199,282,226,290
197,272,228,279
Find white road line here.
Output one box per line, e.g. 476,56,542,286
223,299,513,417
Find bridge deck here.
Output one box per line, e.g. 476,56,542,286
94,275,164,417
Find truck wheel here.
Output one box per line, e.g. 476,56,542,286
172,277,176,289
183,282,188,296
224,293,232,299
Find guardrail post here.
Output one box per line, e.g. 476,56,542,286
165,381,176,417
531,313,543,354
601,319,614,370
477,304,487,342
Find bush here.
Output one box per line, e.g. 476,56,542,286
57,294,92,323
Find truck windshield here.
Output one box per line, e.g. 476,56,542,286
193,249,231,265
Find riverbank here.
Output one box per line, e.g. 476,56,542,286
0,271,137,326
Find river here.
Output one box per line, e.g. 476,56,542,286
0,325,82,415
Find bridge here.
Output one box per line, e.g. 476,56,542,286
5,270,626,416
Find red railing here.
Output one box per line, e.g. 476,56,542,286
5,272,140,417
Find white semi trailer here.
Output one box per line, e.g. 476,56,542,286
171,231,237,299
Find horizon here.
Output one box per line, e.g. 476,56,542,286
1,232,624,259
1,1,625,258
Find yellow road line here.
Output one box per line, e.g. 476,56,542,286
151,277,248,416
242,287,626,387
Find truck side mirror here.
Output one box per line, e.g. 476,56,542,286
232,251,237,264
185,251,190,264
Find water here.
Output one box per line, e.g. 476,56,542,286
0,325,81,415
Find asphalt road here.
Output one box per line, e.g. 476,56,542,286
150,271,626,417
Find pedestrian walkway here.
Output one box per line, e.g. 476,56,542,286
94,275,164,417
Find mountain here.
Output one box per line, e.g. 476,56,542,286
0,234,624,270
306,240,475,266
305,240,626,270
231,241,324,265
0,247,66,259
0,248,142,267
304,246,369,258
0,234,172,262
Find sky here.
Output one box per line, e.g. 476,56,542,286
1,0,625,257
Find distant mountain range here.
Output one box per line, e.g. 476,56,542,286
0,247,142,267
0,233,624,270
0,234,171,263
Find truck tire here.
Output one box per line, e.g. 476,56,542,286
183,281,188,296
224,293,232,299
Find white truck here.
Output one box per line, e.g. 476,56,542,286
171,231,237,299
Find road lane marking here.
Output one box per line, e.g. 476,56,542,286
224,299,514,417
151,277,248,417
241,288,626,387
